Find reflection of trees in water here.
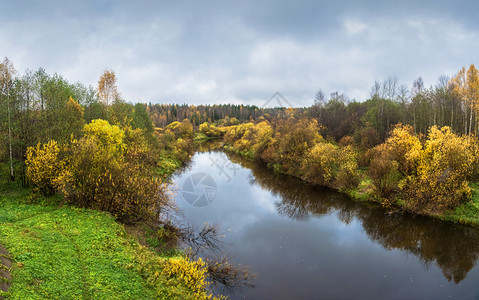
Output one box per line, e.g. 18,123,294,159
360,212,479,283
224,151,479,284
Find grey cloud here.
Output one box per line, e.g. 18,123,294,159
1,0,478,106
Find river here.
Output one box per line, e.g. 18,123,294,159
172,150,479,299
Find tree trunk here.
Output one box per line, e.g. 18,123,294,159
7,88,14,181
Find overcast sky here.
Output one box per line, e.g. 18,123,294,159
1,0,478,106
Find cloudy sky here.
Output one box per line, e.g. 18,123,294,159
1,0,478,106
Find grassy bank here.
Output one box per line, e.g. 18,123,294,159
439,183,479,226
0,184,220,299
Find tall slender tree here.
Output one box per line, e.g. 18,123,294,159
97,69,119,106
0,57,17,180
451,65,479,135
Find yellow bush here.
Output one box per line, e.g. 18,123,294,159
25,140,64,196
404,126,474,213
301,143,359,190
53,120,169,223
371,125,475,212
251,121,273,158
158,257,217,300
369,124,422,200
273,117,323,176
83,119,126,154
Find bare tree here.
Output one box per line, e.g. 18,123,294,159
314,89,325,107
382,76,399,101
370,80,381,98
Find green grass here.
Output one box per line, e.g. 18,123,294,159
156,154,182,178
440,182,479,226
193,132,218,142
346,178,374,202
0,185,158,299
0,184,216,300
223,145,254,160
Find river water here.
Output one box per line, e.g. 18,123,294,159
172,150,479,299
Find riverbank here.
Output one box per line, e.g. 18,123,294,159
222,143,479,227
0,183,220,299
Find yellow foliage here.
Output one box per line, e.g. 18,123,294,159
83,119,126,154
158,257,219,300
369,124,422,199
405,126,474,213
371,124,475,213
381,124,422,175
166,119,194,138
25,140,64,196
53,120,169,223
301,142,359,190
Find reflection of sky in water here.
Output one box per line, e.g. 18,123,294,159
172,152,479,300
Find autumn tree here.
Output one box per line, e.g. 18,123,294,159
451,64,479,135
467,65,479,134
0,57,17,181
97,69,119,106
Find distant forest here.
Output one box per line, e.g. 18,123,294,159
149,67,476,144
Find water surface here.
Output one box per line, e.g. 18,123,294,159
173,151,479,299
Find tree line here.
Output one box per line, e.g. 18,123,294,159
308,66,478,143
0,58,154,184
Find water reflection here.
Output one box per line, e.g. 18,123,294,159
224,151,479,284
175,149,479,299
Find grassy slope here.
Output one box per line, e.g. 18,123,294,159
0,183,217,300
0,185,158,299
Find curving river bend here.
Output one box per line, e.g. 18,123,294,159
172,150,479,299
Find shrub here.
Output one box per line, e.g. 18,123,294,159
251,121,273,159
57,134,168,222
301,143,359,190
368,149,401,199
199,122,222,137
356,125,380,150
403,126,474,213
368,124,421,200
26,120,171,223
301,142,338,187
83,119,126,154
160,257,210,299
273,117,322,176
25,140,64,196
380,124,421,176
167,119,194,139
339,135,354,147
